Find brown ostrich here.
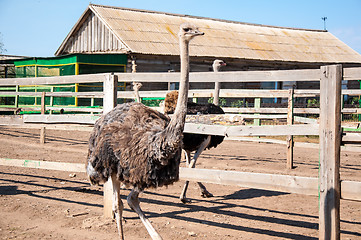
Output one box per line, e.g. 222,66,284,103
163,60,226,204
86,23,204,240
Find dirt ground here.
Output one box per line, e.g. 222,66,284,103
0,126,360,240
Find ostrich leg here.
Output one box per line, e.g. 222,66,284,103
127,187,162,240
180,136,212,203
111,176,124,240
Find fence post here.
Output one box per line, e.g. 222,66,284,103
319,65,342,240
40,92,46,144
213,82,220,106
286,88,294,169
103,73,118,219
253,97,261,126
15,85,19,109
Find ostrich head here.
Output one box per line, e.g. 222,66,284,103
212,59,226,72
132,82,142,91
178,23,204,42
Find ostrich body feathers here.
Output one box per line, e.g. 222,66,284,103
164,91,225,152
87,102,181,190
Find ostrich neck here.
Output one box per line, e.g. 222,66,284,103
213,65,219,72
134,90,141,103
167,38,190,134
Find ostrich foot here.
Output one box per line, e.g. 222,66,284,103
201,189,213,198
180,197,192,204
198,182,213,198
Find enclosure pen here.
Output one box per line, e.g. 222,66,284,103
1,66,361,239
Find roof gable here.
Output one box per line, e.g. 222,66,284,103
55,7,130,55
56,4,361,64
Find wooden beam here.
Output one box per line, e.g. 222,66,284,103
102,73,118,219
23,114,100,124
184,123,319,136
0,124,93,131
342,132,361,143
0,157,360,201
341,180,361,201
115,68,320,83
343,67,361,81
294,116,318,124
286,88,294,169
319,64,342,240
0,158,85,172
40,92,46,144
0,91,103,98
223,107,321,114
0,73,108,86
253,98,261,126
179,167,318,196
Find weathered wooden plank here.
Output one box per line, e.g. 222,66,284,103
342,132,361,142
115,69,320,83
294,116,318,124
0,106,102,113
180,167,318,196
103,73,118,114
184,123,319,136
185,114,244,125
4,88,360,99
286,88,294,169
341,89,361,96
0,158,85,172
341,180,361,201
0,124,93,131
40,92,46,144
223,107,321,114
1,157,360,202
240,114,288,119
319,65,342,240
0,73,108,86
0,115,24,125
23,114,100,124
343,67,361,81
0,91,103,98
102,73,118,219
193,89,290,98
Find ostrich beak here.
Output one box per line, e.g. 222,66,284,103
193,29,204,36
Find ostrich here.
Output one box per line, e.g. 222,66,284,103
86,23,204,240
132,82,142,103
163,60,226,204
212,59,226,106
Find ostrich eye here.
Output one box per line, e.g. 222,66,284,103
183,28,191,32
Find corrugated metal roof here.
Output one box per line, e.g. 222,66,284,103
55,4,361,64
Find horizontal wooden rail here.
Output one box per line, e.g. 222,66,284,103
0,157,85,172
2,89,361,99
115,69,321,83
0,91,103,98
184,123,319,136
343,67,361,80
0,67,360,88
1,157,359,201
0,73,109,86
23,114,100,124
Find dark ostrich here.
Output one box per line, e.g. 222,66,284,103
86,23,204,240
164,60,226,203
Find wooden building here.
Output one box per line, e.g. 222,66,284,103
54,4,361,95
56,4,361,71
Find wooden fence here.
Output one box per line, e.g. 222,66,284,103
1,66,361,239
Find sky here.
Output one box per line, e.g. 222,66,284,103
0,0,360,57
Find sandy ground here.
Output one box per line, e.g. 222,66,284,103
0,126,360,240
